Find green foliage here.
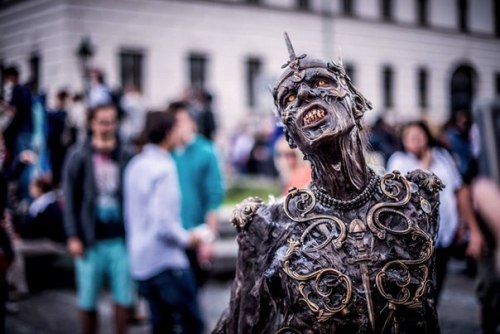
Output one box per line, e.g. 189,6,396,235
224,177,281,206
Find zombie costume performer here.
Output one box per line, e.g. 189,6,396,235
213,34,443,334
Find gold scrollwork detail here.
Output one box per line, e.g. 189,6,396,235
367,171,413,239
284,188,346,249
282,238,352,322
367,172,435,331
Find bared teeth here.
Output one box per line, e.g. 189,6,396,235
303,108,326,125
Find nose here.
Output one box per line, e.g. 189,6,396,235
297,84,315,105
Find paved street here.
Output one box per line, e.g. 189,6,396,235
6,258,483,334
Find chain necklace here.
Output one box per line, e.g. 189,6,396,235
310,169,380,210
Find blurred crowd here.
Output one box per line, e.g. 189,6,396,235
0,61,499,334
0,65,223,334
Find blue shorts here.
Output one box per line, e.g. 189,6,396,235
75,238,134,310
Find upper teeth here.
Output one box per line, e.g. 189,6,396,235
303,108,326,126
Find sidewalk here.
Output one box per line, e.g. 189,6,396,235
6,258,482,334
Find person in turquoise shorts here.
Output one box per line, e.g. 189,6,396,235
168,101,224,288
63,103,134,334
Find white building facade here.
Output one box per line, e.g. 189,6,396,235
1,0,500,140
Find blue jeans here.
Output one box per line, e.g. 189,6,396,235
138,268,204,334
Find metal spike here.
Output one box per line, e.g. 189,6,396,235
284,32,297,61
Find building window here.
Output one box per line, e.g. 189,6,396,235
297,0,310,10
342,0,354,16
120,50,144,91
416,0,428,27
458,0,469,32
246,57,262,108
418,67,429,110
188,53,208,90
29,52,41,90
381,0,393,21
495,72,500,96
494,0,500,37
344,63,355,84
382,65,394,109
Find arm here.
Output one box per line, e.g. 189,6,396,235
202,148,224,233
213,198,276,334
457,186,487,261
197,150,224,262
61,147,84,256
150,173,194,248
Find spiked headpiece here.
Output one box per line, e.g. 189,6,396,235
273,32,372,122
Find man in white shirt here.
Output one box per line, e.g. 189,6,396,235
124,111,203,334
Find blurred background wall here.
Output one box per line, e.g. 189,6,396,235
1,0,499,143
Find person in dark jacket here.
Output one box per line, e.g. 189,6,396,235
62,103,133,334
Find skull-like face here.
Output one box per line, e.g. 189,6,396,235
275,59,371,156
276,65,356,151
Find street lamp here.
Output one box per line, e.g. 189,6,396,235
76,36,95,91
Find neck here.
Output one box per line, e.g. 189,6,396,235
309,131,369,201
92,135,116,151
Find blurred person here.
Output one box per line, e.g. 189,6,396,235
441,109,479,182
88,69,112,108
119,85,147,146
195,90,217,141
1,66,33,170
19,175,64,243
0,133,13,332
368,116,397,163
387,120,479,302
181,88,217,141
471,177,500,334
247,120,277,176
48,89,74,186
0,220,13,332
62,103,134,334
169,101,223,288
229,124,254,174
124,111,204,334
273,134,311,195
68,93,87,142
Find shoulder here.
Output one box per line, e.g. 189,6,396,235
193,136,217,156
231,197,265,232
65,142,88,164
230,196,282,233
404,169,444,206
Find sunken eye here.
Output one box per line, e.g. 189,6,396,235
287,95,297,104
316,79,327,87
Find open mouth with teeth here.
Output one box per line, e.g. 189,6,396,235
302,107,327,127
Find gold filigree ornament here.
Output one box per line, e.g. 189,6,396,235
282,238,352,322
284,188,346,249
366,171,435,332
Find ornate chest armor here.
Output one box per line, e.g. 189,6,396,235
214,170,442,334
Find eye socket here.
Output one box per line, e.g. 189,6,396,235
316,79,327,87
287,95,297,103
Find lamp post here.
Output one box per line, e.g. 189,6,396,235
76,36,95,92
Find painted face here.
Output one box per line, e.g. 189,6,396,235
276,66,357,151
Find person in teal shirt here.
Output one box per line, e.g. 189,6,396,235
168,101,224,288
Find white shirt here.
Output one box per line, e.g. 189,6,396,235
124,144,190,280
387,147,462,248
